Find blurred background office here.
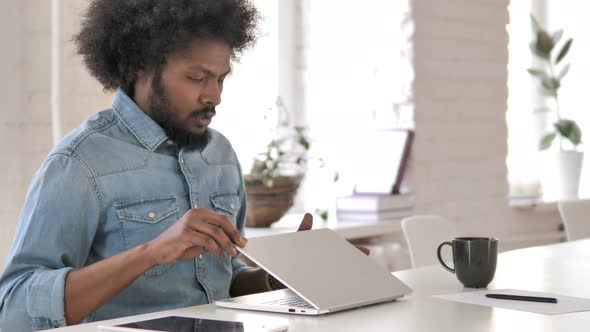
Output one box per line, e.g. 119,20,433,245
1,0,588,269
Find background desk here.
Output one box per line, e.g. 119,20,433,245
53,239,590,331
245,213,402,240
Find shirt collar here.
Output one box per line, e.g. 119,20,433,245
112,88,168,151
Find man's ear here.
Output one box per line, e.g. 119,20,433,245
132,69,153,114
135,69,151,88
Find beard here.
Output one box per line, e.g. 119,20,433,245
148,69,215,151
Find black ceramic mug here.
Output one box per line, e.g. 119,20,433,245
437,237,498,288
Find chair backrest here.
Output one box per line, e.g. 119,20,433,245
401,215,456,268
558,199,590,241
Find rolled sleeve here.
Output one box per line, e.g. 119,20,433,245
0,152,100,330
26,267,74,327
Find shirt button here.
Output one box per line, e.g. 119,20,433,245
199,254,203,260
230,203,235,209
167,140,174,145
193,204,198,209
148,212,156,219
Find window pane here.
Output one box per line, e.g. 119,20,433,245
302,0,414,213
213,0,279,173
507,1,589,198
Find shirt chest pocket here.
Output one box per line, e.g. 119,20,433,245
210,192,240,226
116,196,179,277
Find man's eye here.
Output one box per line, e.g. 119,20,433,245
188,76,204,83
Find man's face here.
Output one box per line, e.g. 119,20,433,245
147,38,231,149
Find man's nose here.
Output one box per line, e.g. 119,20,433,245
200,80,222,106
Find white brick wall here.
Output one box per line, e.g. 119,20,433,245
412,0,561,245
1,1,31,270
61,0,112,133
0,0,111,268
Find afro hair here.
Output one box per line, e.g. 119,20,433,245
74,0,260,93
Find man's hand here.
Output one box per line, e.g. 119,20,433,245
65,208,247,326
296,212,371,255
146,208,247,266
296,212,314,231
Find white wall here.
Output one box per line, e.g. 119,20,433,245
0,0,111,268
412,0,561,250
61,1,113,134
0,0,26,270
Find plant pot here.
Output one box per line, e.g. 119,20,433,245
557,150,584,197
541,150,584,199
244,175,302,227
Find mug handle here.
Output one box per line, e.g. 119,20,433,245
437,241,454,273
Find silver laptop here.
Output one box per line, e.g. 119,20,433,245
216,229,412,315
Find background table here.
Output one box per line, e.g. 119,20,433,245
245,213,403,240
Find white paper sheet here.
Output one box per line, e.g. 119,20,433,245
433,288,590,315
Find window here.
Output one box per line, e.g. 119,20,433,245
301,0,414,213
213,0,280,174
215,1,415,216
507,1,589,199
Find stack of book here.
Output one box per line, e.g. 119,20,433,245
335,193,414,223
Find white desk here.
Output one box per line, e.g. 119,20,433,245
53,239,590,331
245,213,402,240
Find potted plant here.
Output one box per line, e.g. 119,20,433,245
528,14,584,197
244,97,311,227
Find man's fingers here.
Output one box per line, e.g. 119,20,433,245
190,221,239,257
189,232,225,259
180,246,206,260
297,213,313,232
196,209,247,248
356,245,371,256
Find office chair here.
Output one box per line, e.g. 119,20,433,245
558,199,590,241
401,215,456,268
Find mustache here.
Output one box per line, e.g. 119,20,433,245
191,107,216,118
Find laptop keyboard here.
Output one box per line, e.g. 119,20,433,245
261,294,315,309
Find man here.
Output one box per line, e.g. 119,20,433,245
0,1,316,330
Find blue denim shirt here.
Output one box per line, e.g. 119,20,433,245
0,89,252,331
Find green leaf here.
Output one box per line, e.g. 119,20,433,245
536,30,554,55
558,63,570,80
527,68,547,77
541,77,560,91
552,30,563,45
554,119,573,136
298,136,310,150
539,132,556,150
554,119,582,146
539,87,556,97
556,38,573,64
530,43,549,59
